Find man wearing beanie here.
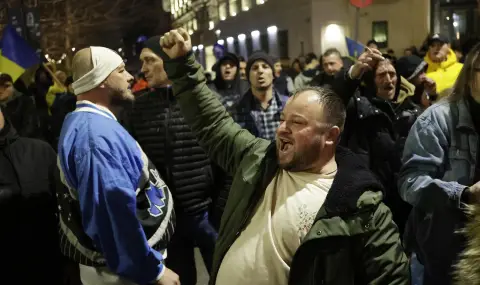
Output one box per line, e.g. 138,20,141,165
57,47,177,285
234,51,288,140
121,36,218,285
208,52,249,113
396,55,438,108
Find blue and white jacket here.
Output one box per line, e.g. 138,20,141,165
57,100,175,285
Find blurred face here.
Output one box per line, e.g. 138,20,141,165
277,91,340,172
293,62,301,73
140,48,169,88
0,81,14,102
411,72,427,87
0,108,4,131
56,71,67,85
104,63,134,106
249,60,274,91
428,41,448,62
274,62,282,77
220,60,237,81
322,54,343,76
239,61,247,80
375,61,397,100
404,49,413,56
368,43,378,50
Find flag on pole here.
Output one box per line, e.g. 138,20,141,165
345,37,365,58
0,25,40,82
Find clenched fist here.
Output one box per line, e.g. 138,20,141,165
160,28,192,59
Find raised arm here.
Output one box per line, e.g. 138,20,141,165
159,29,270,175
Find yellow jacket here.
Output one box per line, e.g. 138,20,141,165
46,82,66,115
424,49,463,96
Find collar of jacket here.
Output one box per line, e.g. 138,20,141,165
261,143,384,218
424,48,459,72
0,118,19,149
237,88,288,112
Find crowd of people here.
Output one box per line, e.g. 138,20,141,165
2,25,480,285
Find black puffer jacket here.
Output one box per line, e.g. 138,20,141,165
341,77,421,235
0,117,63,284
123,87,214,215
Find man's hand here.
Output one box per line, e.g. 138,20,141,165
423,77,437,95
156,267,180,285
350,48,385,79
160,28,192,59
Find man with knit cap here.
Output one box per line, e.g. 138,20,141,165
57,46,178,285
234,50,288,140
121,36,217,285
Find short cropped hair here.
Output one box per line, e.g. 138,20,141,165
323,48,342,58
292,86,346,131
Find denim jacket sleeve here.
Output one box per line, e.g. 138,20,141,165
398,113,467,211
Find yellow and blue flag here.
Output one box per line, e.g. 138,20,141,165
0,25,40,82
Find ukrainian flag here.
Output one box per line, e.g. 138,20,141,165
0,25,40,82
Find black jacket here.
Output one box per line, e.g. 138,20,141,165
0,119,63,284
208,56,249,113
341,76,421,235
1,91,40,139
122,87,214,215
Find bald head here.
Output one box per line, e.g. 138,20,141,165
72,48,94,82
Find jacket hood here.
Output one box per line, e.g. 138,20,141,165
424,48,459,72
395,76,416,104
323,145,385,217
213,53,242,90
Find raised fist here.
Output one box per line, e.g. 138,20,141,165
160,28,192,59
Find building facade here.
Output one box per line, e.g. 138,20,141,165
168,0,478,71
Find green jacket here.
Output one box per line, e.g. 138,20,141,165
164,52,410,285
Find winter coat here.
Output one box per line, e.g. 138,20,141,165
122,87,214,216
341,76,421,236
1,89,40,139
425,49,463,96
294,69,319,90
163,52,410,285
0,119,63,284
399,96,478,285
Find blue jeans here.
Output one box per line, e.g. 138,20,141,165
411,253,424,285
166,211,218,285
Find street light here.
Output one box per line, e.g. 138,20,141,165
71,47,76,52
118,48,123,52
238,34,246,41
251,30,260,37
215,29,221,36
227,37,234,43
193,46,198,51
267,26,278,33
198,44,204,50
217,39,225,45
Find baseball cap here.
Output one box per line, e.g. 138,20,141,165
428,34,449,46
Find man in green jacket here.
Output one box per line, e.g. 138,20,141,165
159,29,409,285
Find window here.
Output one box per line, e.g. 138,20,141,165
193,18,198,31
372,21,388,49
219,3,227,20
229,0,238,16
242,0,250,11
256,0,265,5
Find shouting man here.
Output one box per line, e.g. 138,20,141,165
57,47,177,285
158,29,409,285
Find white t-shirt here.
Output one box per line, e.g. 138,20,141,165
215,169,336,285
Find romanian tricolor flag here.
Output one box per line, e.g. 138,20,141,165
0,25,40,82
